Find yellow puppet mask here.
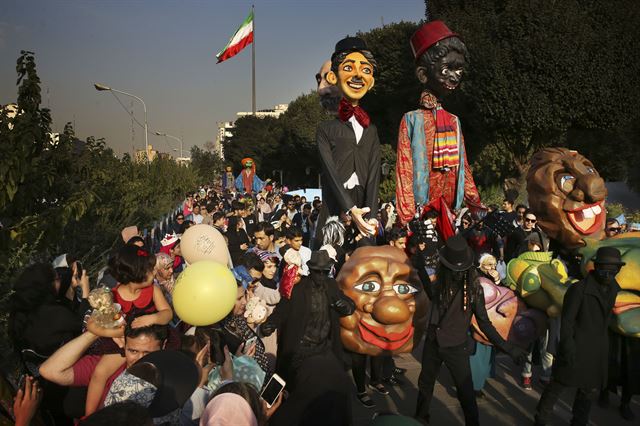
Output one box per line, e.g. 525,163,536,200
327,51,375,105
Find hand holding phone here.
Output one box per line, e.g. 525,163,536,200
243,336,258,355
260,374,286,409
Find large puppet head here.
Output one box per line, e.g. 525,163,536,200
527,148,607,249
316,60,341,115
240,157,256,174
411,20,468,99
326,37,377,106
336,246,428,356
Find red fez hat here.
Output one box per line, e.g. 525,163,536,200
410,20,459,61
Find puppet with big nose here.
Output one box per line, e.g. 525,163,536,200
336,246,429,356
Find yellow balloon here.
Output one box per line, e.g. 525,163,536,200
173,261,237,326
180,224,230,266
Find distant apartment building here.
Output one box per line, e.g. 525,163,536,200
216,103,288,159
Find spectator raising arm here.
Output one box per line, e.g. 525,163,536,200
39,329,99,386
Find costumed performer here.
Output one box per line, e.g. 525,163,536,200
395,21,482,227
235,158,265,195
316,36,381,244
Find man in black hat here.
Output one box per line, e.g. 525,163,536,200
416,235,526,426
534,246,622,426
261,250,355,425
316,36,381,246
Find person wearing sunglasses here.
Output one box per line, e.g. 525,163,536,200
605,218,622,238
504,209,549,262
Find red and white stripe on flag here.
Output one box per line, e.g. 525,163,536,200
216,9,254,63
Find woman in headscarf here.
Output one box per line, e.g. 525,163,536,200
226,216,251,265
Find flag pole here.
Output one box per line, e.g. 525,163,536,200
251,4,256,115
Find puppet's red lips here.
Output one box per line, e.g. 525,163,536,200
566,202,604,234
358,320,413,351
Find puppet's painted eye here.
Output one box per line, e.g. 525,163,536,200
586,167,596,174
559,175,575,192
454,69,463,77
362,67,372,75
343,64,352,72
441,68,448,75
354,281,381,292
393,284,418,295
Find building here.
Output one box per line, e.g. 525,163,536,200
215,103,289,159
135,144,158,163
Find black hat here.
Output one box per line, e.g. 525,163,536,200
593,246,626,266
439,235,474,271
307,250,335,271
331,36,369,62
138,350,199,417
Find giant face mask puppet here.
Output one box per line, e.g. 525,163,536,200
326,41,376,106
336,246,428,356
526,148,607,249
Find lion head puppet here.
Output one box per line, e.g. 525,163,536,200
527,148,607,249
336,246,428,356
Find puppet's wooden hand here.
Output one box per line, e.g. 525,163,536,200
350,207,376,237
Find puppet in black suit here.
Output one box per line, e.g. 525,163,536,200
316,37,380,243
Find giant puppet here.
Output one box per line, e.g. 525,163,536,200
507,147,640,337
235,157,265,195
317,37,381,239
222,166,235,191
336,245,545,356
396,21,482,225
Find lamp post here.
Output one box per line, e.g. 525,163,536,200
94,83,149,165
154,131,184,159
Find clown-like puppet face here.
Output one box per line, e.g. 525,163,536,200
244,160,253,169
527,148,607,249
327,51,375,105
336,246,428,356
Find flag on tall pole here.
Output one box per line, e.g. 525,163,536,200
216,8,254,63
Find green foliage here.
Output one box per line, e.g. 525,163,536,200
0,52,198,321
426,0,640,183
359,21,422,146
379,144,397,202
191,145,224,184
223,92,331,187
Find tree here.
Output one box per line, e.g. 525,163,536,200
426,0,640,184
191,145,224,184
276,92,329,187
223,115,282,176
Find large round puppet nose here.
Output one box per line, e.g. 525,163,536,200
371,296,411,325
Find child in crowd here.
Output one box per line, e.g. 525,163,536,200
84,245,173,416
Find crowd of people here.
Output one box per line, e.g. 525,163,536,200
4,184,637,426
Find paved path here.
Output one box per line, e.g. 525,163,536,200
351,338,639,425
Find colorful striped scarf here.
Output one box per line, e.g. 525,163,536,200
420,91,459,169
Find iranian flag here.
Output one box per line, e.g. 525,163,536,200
216,9,254,63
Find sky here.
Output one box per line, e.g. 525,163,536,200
0,0,425,156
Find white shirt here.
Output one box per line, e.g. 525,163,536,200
298,245,312,276
344,116,363,190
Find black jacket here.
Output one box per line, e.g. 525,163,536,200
426,279,510,352
316,119,381,216
268,275,354,382
554,273,619,389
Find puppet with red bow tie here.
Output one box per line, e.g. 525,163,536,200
316,37,381,243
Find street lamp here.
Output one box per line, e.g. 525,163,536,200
154,131,184,159
94,83,149,165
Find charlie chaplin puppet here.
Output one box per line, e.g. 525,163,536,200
235,157,265,195
316,37,381,241
395,21,482,225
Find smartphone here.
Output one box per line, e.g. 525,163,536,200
243,336,257,354
75,261,83,279
260,374,286,408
